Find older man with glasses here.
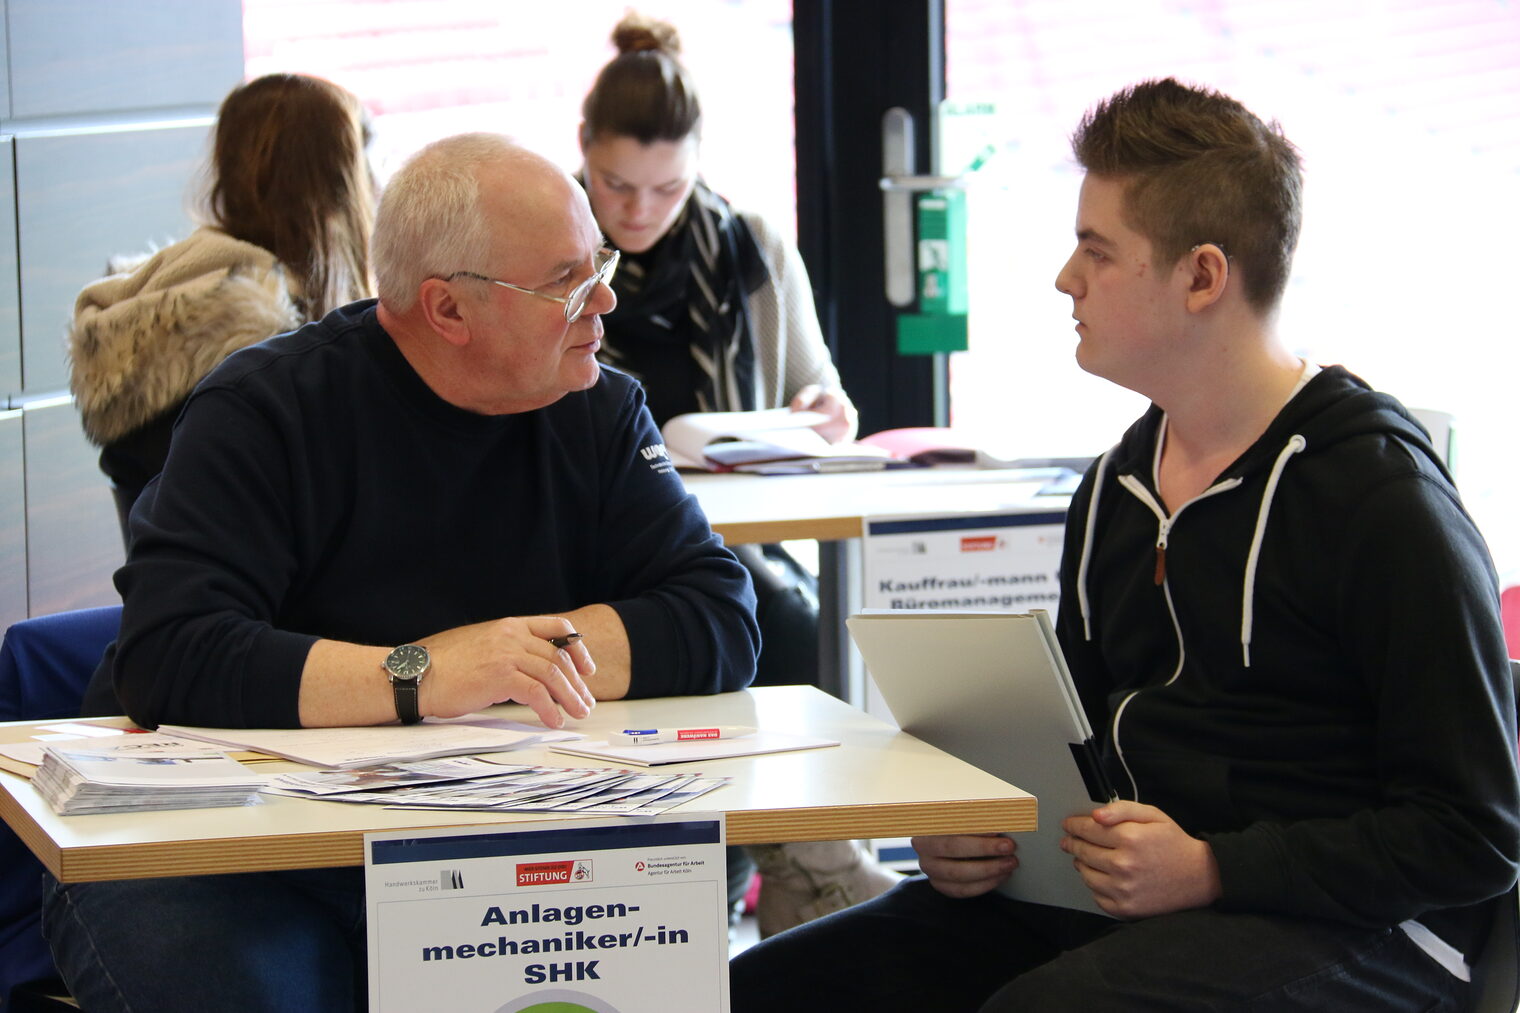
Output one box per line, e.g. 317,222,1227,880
46,134,759,1013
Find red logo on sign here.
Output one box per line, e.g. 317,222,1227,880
517,861,574,887
960,536,998,552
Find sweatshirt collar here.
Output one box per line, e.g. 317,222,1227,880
1075,362,1340,666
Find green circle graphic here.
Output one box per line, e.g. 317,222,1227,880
495,989,621,1013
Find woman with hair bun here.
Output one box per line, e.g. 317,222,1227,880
579,11,894,940
68,73,374,539
580,13,854,441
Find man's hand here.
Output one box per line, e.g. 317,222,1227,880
419,615,597,728
789,384,858,444
1061,802,1222,919
300,606,628,729
912,833,1018,899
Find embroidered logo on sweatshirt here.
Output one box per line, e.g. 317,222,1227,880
640,443,674,474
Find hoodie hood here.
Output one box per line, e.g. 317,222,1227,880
67,227,303,445
1073,365,1448,667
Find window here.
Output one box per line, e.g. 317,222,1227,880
945,0,1520,580
242,0,797,235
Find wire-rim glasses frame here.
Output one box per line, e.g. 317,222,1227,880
443,247,620,323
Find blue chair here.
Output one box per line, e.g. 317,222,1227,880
0,605,122,1009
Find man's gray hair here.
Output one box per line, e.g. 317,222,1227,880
373,133,517,311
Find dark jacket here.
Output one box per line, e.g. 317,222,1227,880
84,300,759,726
1056,365,1519,955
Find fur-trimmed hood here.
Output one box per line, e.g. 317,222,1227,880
68,226,304,445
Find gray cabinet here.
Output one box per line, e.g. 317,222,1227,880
5,0,242,119
0,4,10,118
21,397,123,616
0,410,25,630
16,123,210,394
0,137,18,394
0,0,242,622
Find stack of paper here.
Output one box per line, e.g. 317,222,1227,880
158,717,576,769
33,735,264,815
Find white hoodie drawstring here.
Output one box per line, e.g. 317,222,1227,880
1241,435,1307,667
1076,447,1116,641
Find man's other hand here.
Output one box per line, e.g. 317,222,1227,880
1061,801,1222,919
912,833,1018,899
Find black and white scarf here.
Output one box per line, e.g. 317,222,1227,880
597,180,769,412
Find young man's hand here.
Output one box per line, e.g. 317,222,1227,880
1061,802,1222,919
912,833,1018,898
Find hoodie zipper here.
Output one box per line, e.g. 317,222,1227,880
1109,473,1242,801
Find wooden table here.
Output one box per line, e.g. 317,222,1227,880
0,686,1034,884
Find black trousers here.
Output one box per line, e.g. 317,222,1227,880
730,877,1467,1012
733,543,819,688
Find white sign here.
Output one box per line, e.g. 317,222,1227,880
365,814,729,1013
862,510,1066,615
861,508,1066,724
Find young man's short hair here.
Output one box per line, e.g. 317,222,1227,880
1072,78,1303,313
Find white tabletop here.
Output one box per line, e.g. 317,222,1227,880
686,467,1066,544
0,686,1034,883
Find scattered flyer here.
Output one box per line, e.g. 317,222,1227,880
365,814,729,1012
263,761,729,817
264,757,532,795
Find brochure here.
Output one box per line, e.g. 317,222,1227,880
661,408,894,473
33,736,264,815
550,729,839,767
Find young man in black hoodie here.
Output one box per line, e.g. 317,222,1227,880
730,79,1519,1011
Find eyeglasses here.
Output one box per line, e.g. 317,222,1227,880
445,247,620,323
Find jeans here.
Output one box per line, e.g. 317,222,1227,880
43,867,367,1013
729,877,1469,1012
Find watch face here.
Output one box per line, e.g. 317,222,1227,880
386,644,429,681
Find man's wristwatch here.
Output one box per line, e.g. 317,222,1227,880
382,644,430,725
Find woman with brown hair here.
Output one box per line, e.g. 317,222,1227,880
68,73,374,538
579,12,894,940
579,14,854,440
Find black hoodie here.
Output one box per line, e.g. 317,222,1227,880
1055,365,1519,959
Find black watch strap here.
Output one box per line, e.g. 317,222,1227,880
392,678,421,725
383,644,429,725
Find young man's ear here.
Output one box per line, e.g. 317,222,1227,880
1184,243,1230,313
417,278,473,348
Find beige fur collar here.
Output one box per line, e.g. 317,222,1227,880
68,228,303,445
